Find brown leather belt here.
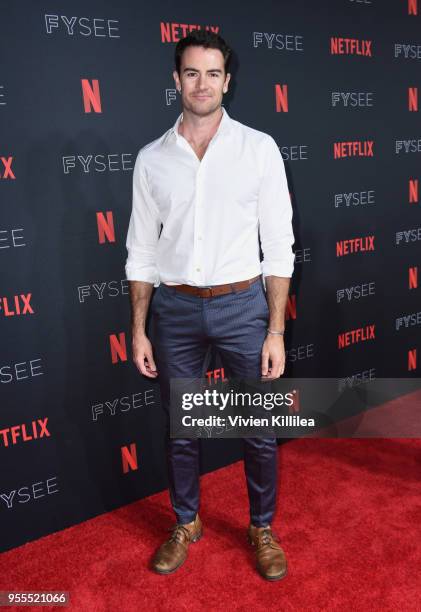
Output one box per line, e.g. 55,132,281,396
171,274,261,298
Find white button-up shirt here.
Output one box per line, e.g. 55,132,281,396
125,106,295,287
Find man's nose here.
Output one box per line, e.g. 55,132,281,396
197,74,207,89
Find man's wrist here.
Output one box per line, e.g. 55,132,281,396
132,326,146,338
266,328,284,336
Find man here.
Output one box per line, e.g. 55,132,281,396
125,31,295,581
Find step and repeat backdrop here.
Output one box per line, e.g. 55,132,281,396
1,0,420,551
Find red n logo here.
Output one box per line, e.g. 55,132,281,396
110,332,127,363
81,79,102,113
408,0,418,15
96,211,115,243
408,349,417,371
275,84,288,113
409,266,418,289
121,443,138,473
285,294,296,320
409,87,418,111
409,179,418,204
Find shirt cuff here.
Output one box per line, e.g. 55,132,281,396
125,263,160,287
261,258,294,279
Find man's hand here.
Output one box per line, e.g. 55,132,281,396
133,332,158,378
261,334,285,379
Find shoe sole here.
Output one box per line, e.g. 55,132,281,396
257,566,288,581
152,531,202,575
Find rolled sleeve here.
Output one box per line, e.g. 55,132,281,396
125,151,161,286
258,136,295,279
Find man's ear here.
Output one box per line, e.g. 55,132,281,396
173,69,181,92
223,72,231,94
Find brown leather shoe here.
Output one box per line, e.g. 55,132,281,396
152,514,202,575
248,524,287,581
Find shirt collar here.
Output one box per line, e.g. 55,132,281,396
171,106,231,142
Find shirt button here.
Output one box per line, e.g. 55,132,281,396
196,267,201,272
198,236,202,240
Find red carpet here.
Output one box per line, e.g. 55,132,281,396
1,432,421,611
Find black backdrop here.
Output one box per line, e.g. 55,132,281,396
1,0,420,552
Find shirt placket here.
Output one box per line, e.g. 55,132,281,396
176,125,220,287
193,161,205,285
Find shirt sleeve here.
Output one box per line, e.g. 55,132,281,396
258,135,295,279
125,151,161,286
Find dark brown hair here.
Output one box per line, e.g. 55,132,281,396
174,30,232,75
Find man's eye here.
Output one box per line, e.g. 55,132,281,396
187,72,197,77
210,73,219,77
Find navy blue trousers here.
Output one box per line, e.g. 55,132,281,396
149,276,278,527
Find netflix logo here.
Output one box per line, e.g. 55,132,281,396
286,295,296,321
110,332,127,364
0,417,50,448
275,84,288,112
408,0,418,15
408,348,417,371
409,87,418,111
333,140,374,158
338,324,375,349
336,235,375,257
160,22,219,43
409,266,418,289
0,294,34,317
330,37,372,57
121,443,138,473
96,212,115,244
81,79,101,113
409,178,418,204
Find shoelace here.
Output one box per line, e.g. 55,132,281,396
257,528,280,548
167,523,191,544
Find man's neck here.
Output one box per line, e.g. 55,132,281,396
178,107,223,145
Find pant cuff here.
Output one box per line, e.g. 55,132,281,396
250,515,272,528
175,512,197,525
